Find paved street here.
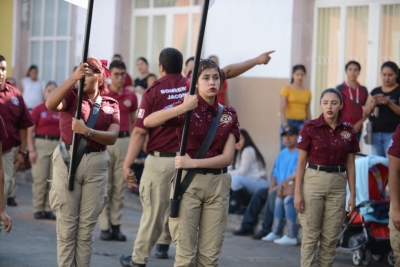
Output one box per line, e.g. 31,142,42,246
0,183,389,267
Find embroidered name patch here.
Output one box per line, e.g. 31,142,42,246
220,114,232,124
102,106,114,114
124,99,132,107
340,130,351,140
137,109,145,119
11,96,19,106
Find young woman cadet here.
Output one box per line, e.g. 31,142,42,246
144,59,240,267
294,88,359,267
45,57,120,267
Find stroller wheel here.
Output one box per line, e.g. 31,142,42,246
352,249,364,266
384,250,395,266
372,254,381,261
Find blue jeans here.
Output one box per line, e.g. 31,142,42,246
231,176,268,195
272,195,297,238
241,188,277,233
280,119,306,150
372,132,394,158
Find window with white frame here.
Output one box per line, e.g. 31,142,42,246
312,1,400,114
30,0,72,85
131,0,202,77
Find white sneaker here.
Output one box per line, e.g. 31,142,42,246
273,235,298,246
261,232,280,242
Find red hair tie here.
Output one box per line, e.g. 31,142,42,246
100,59,111,78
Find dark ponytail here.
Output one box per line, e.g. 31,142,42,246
381,61,400,85
232,129,266,169
290,64,306,84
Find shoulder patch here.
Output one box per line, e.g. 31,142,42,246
297,135,302,143
389,139,393,148
220,114,233,124
340,130,351,140
11,96,19,106
137,109,145,119
102,106,114,114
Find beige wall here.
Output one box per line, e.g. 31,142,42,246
228,77,288,177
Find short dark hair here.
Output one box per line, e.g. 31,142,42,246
345,60,361,71
185,57,194,67
0,55,5,62
113,54,122,60
45,81,58,88
109,60,126,71
137,57,148,65
159,48,183,74
26,65,38,76
291,64,306,84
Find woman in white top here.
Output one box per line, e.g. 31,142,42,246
20,65,45,110
229,129,267,213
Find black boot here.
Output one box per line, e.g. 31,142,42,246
34,212,45,219
155,244,169,259
100,229,113,241
44,211,56,220
119,254,146,267
7,198,17,207
111,225,127,241
233,226,254,236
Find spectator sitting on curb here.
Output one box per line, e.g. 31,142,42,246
233,125,299,239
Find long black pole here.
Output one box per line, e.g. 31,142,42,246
170,0,210,218
68,0,95,191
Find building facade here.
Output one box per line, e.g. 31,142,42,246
3,0,400,170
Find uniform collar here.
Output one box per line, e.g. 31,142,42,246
158,73,183,83
0,82,11,92
198,94,218,116
314,113,343,128
106,86,126,96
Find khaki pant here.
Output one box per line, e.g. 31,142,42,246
389,204,400,267
2,147,17,205
8,147,19,199
169,172,231,267
132,154,174,264
32,138,59,213
99,136,129,230
50,146,109,267
299,168,347,267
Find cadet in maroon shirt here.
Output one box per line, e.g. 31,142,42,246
46,57,120,267
0,115,12,234
27,81,60,220
0,55,34,208
120,48,273,267
144,59,239,267
294,88,359,267
99,60,138,242
388,126,400,266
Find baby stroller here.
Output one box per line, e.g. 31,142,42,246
336,155,394,266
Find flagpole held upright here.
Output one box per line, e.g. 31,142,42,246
169,0,211,218
67,0,95,191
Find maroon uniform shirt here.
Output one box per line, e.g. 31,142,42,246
135,73,188,153
60,88,120,150
31,102,61,136
102,87,138,132
0,115,8,141
297,114,360,166
166,95,240,159
0,83,34,151
135,71,226,153
388,125,400,158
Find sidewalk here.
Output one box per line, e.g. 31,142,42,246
0,170,386,267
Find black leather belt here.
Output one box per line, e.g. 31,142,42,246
35,134,60,141
308,164,346,173
149,151,177,157
64,144,104,154
118,131,130,138
196,167,228,175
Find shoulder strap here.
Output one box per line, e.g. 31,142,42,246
179,104,224,197
59,96,103,170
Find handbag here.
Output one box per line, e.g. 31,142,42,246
277,180,295,198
